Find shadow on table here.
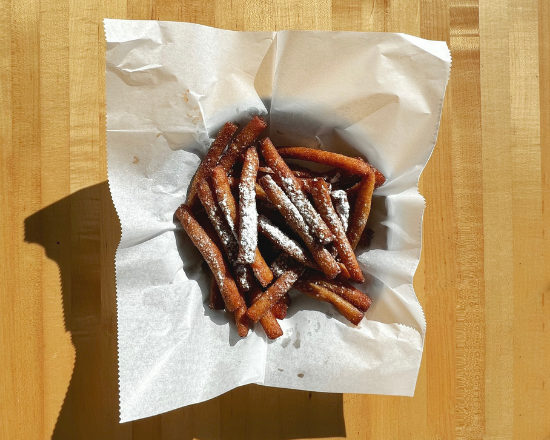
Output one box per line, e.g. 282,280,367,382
24,181,346,440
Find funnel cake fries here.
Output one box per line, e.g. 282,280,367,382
248,288,283,340
209,278,225,311
260,138,334,244
247,265,303,322
312,179,364,283
301,271,372,312
211,166,273,287
237,146,260,264
218,116,267,171
271,293,291,320
277,147,385,188
330,190,350,232
259,175,341,279
257,214,313,267
187,122,238,209
176,117,383,340
293,279,364,326
175,205,245,312
234,306,250,338
347,172,376,251
197,179,254,292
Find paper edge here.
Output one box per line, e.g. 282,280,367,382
103,21,453,418
407,39,452,343
103,18,127,424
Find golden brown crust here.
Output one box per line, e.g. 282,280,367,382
218,116,267,171
175,204,245,312
259,175,341,279
294,279,364,325
248,288,283,339
211,166,274,287
260,138,334,244
234,306,250,337
271,293,291,320
347,173,376,250
277,147,385,187
187,122,238,209
209,277,225,310
303,271,372,312
259,312,284,339
312,179,365,283
246,267,303,322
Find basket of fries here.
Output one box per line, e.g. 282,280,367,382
105,19,451,422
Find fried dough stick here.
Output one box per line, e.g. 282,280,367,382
347,172,376,250
259,175,340,279
277,147,385,187
234,306,250,337
255,183,269,202
175,205,245,312
271,293,291,320
248,288,284,340
258,216,352,281
260,138,334,244
303,271,372,312
258,214,314,267
218,116,267,172
312,179,364,283
294,279,364,325
197,179,254,291
209,278,225,310
187,122,238,209
212,166,273,287
330,190,350,232
237,147,259,264
247,266,303,322
258,167,318,193
208,278,250,338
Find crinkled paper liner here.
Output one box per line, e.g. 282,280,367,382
104,19,451,422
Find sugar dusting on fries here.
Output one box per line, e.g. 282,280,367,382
176,116,383,340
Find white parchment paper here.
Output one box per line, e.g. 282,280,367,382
104,19,451,423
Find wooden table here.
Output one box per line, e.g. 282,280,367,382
1,1,549,439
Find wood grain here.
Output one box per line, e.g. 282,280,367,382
1,0,549,439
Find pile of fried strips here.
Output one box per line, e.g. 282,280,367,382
176,116,385,340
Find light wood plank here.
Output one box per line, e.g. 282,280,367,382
38,0,74,438
0,0,15,439
419,1,458,439
479,1,514,438
449,1,486,438
273,0,332,31
509,0,546,438
539,0,550,436
6,0,44,438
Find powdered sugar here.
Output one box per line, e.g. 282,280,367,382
261,175,314,243
331,190,349,232
280,176,333,244
312,185,345,237
234,265,251,291
201,191,237,260
258,215,309,264
269,255,299,280
238,147,259,264
328,172,341,184
198,181,251,291
217,195,236,235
